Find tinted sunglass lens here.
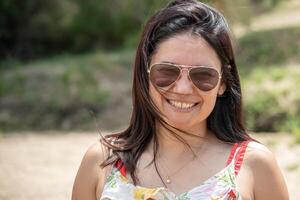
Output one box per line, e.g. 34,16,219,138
150,64,180,87
190,68,219,91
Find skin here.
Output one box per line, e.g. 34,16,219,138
72,34,289,200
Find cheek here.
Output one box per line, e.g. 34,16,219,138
203,95,218,115
149,83,163,106
197,90,218,114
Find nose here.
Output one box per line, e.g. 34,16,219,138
172,69,194,94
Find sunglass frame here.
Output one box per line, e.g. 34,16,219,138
147,62,222,91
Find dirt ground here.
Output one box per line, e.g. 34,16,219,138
0,132,299,200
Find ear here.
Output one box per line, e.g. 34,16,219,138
218,82,226,96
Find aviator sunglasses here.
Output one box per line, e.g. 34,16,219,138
148,62,222,92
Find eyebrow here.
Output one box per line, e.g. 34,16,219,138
160,61,175,64
160,60,212,67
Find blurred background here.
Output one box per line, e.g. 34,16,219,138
0,0,299,199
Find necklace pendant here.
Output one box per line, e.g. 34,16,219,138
166,178,171,184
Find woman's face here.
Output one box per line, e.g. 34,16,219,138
149,33,226,132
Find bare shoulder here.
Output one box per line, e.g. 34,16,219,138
246,141,274,161
84,141,108,163
245,141,282,172
72,141,111,200
244,141,289,200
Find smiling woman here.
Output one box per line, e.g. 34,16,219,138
148,34,225,132
71,0,289,199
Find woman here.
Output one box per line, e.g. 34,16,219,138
72,0,289,199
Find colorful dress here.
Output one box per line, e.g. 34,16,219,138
100,141,250,200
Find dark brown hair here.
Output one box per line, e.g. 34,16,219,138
100,0,252,185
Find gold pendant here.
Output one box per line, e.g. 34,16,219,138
166,178,171,184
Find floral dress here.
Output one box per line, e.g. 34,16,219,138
100,141,250,200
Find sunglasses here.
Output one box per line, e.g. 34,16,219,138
148,63,222,92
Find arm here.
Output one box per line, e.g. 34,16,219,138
72,142,109,200
247,142,289,200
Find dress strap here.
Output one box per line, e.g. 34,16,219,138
226,143,239,165
234,140,250,175
114,159,127,177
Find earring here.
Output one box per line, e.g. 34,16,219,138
217,91,226,98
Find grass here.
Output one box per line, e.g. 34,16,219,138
0,49,134,131
242,64,300,135
236,26,300,71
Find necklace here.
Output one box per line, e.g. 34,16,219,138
158,150,199,185
155,134,209,185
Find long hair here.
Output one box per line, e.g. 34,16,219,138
100,0,252,185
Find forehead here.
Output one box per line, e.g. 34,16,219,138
151,34,221,70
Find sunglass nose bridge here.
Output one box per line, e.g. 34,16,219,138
180,67,190,72
178,67,191,80
176,67,193,86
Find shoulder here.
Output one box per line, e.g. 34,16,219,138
243,141,289,200
84,141,109,164
72,141,112,200
245,141,279,170
77,141,109,174
245,141,274,163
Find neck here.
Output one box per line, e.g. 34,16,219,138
149,121,214,159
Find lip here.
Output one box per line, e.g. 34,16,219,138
165,98,199,113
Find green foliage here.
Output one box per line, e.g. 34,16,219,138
243,65,300,136
0,49,135,131
237,26,300,69
0,50,137,131
0,0,285,60
0,0,74,59
250,0,282,12
0,0,170,60
207,0,282,25
238,26,300,137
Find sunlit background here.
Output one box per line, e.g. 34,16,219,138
0,0,299,199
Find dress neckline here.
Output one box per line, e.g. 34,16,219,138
110,141,250,197
114,159,235,197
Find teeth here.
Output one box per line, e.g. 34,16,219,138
169,100,195,109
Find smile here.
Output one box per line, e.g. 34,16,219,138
166,99,198,110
